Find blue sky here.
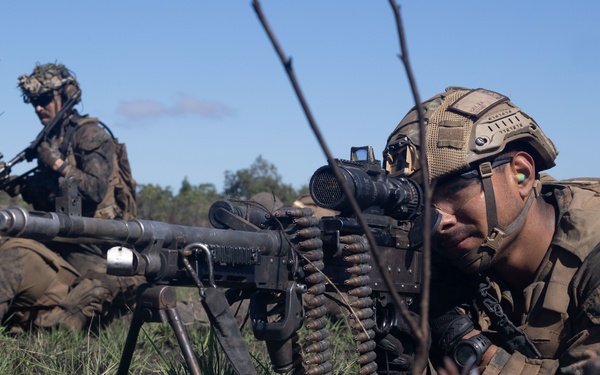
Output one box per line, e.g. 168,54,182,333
1,2,599,192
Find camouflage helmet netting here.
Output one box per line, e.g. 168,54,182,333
18,63,80,104
386,87,558,183
384,89,453,183
425,89,472,181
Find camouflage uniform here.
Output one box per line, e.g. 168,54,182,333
17,114,118,218
431,182,600,374
12,113,130,271
466,183,600,374
0,63,144,330
383,87,600,374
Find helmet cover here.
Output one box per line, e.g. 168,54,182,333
385,87,558,183
18,62,80,104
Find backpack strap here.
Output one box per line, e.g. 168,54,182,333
58,115,137,220
97,120,116,140
58,115,100,156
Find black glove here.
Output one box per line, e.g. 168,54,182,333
429,306,475,356
375,311,427,375
375,328,414,374
24,146,37,162
37,142,62,170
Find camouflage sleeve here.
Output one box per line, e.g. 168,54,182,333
0,247,24,320
483,247,600,375
66,123,114,204
558,246,600,374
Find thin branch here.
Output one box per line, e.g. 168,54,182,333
388,0,434,373
252,0,412,354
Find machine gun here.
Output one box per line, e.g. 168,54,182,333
0,89,81,190
309,146,437,334
0,146,437,375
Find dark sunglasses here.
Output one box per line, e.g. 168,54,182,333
31,93,55,108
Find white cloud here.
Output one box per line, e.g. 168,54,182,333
117,100,165,119
117,93,235,120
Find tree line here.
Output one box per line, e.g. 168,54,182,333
0,155,308,227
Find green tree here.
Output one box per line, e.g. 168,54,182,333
223,155,299,204
136,157,302,225
136,183,174,222
136,179,222,227
171,178,221,227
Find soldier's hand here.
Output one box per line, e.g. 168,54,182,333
24,146,37,162
429,306,475,356
37,142,64,172
375,311,425,375
375,330,414,374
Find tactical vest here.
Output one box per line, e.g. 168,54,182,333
517,246,578,358
63,117,136,220
481,178,600,359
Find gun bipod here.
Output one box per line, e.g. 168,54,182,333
117,284,202,375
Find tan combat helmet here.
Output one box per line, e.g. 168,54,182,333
383,87,559,272
383,89,445,184
384,86,557,182
18,62,81,105
250,192,284,212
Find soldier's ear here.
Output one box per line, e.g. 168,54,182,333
511,152,535,199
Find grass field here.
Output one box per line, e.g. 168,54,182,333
0,288,360,374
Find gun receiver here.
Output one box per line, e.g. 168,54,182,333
308,147,439,336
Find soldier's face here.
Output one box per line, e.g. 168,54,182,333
430,164,519,273
431,176,488,267
32,93,62,126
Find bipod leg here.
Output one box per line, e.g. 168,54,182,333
165,302,202,374
117,299,144,375
117,284,202,375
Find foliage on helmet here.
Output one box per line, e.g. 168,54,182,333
384,87,558,183
18,62,80,104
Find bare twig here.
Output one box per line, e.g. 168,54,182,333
252,0,414,353
388,0,434,372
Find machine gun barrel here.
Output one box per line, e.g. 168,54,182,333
0,205,307,365
0,205,282,248
0,205,291,285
